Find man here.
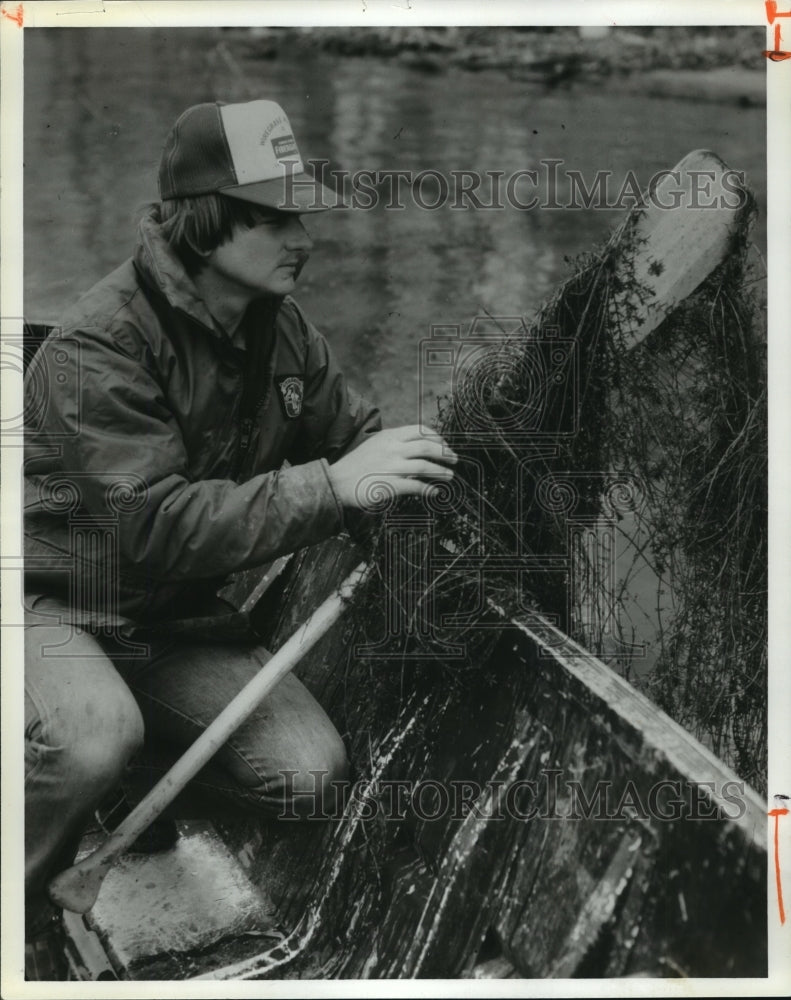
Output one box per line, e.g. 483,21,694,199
23,99,456,979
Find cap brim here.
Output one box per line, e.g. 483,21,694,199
219,172,341,212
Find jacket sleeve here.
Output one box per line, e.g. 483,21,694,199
284,304,384,544
26,325,348,581
288,302,382,465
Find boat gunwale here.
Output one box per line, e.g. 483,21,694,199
191,597,767,982
504,602,768,850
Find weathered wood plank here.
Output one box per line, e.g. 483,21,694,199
490,614,765,978
612,148,751,350
194,150,760,981
199,536,765,981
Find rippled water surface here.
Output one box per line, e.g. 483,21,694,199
24,28,766,425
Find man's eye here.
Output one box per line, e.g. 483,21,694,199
253,215,285,230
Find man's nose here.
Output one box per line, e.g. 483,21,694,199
285,216,313,252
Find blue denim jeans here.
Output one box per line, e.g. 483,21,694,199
24,594,349,920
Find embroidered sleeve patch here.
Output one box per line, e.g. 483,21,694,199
276,375,304,419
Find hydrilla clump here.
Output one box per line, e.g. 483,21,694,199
347,191,766,794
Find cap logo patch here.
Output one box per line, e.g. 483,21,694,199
276,375,304,419
272,134,298,160
259,117,285,144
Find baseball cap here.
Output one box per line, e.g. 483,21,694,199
158,100,333,212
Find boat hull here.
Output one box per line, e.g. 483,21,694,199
200,534,766,980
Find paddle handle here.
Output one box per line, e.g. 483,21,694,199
48,561,368,914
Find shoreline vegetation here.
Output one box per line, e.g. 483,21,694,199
237,25,766,106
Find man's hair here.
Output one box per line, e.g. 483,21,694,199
151,194,279,275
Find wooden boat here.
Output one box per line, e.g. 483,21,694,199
31,151,767,981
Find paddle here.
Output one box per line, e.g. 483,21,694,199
48,561,368,915
610,148,749,349
47,150,748,917
571,149,751,650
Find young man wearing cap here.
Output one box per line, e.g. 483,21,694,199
23,100,456,979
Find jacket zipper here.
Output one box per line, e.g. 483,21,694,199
239,417,254,454
231,301,280,481
236,373,273,481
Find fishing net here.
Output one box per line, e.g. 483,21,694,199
346,192,767,796
211,189,766,979
603,221,767,794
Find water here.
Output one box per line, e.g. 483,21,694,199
23,29,767,682
24,28,766,425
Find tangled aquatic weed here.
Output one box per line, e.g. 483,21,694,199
345,196,766,794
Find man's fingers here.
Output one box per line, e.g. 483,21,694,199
394,434,457,465
389,425,453,450
333,425,460,511
401,460,455,479
355,468,454,508
400,444,457,466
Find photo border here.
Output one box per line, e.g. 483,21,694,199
2,2,788,997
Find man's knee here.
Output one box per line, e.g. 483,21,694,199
87,699,144,779
25,610,145,797
280,729,350,817
40,692,144,800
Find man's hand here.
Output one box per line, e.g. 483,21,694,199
327,425,458,510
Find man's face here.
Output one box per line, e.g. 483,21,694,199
205,210,313,298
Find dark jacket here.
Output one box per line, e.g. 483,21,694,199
24,212,381,623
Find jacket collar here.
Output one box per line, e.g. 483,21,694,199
133,210,283,343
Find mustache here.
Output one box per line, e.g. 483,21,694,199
286,252,310,273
